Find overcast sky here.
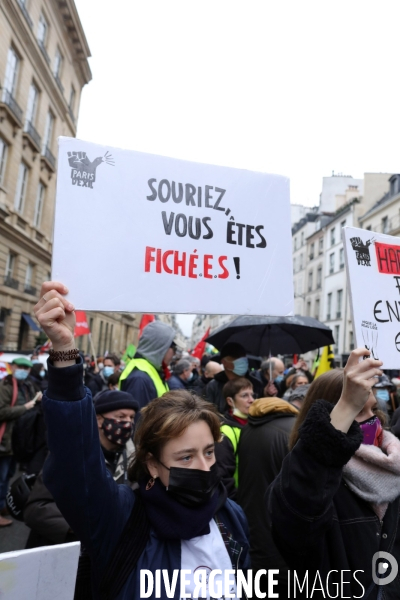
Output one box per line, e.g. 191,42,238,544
74,0,400,337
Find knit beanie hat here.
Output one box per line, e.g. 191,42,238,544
94,390,139,414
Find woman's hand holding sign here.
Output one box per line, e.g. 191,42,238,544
34,282,76,367
330,348,383,433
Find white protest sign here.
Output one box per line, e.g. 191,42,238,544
0,542,80,599
343,226,400,368
52,137,294,315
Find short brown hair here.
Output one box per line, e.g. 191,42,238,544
223,377,253,400
289,369,387,450
104,353,120,366
128,390,221,481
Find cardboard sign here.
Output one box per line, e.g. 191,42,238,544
52,137,294,316
0,542,80,599
343,226,400,368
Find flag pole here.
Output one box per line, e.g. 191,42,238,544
89,333,98,371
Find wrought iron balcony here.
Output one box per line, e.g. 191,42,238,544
17,0,33,28
23,121,42,153
4,275,19,290
38,41,50,65
41,145,56,172
54,74,64,95
24,284,37,296
0,89,23,128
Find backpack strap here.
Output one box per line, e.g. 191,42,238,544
99,489,150,600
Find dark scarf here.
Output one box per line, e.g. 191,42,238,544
138,478,226,540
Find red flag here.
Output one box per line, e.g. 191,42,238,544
139,314,155,337
191,327,210,360
40,339,52,352
74,311,91,337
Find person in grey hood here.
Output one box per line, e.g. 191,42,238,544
119,321,178,410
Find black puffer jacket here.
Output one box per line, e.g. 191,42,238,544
236,398,298,596
267,400,400,599
205,370,264,413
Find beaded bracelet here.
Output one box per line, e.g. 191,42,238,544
49,348,80,362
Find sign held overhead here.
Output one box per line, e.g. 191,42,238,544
344,226,400,367
52,138,294,316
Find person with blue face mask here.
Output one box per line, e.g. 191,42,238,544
168,358,194,390
205,342,264,413
0,357,38,527
99,354,121,391
373,374,395,419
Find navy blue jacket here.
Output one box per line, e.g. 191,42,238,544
167,374,187,391
42,359,250,600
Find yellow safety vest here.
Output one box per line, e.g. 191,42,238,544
220,424,241,488
119,358,169,397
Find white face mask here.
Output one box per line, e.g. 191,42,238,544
97,363,104,370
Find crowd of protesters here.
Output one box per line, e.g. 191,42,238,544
0,281,400,598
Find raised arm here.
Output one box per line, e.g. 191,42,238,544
267,349,382,562
34,283,135,570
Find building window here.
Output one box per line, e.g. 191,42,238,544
329,253,335,274
34,182,45,228
307,301,311,317
25,82,39,129
390,178,397,196
330,227,335,246
327,293,332,320
308,270,313,292
53,47,63,77
294,237,297,251
14,162,29,213
301,232,304,246
293,257,296,272
337,289,343,318
334,325,340,354
0,137,8,186
37,13,48,46
104,323,109,355
2,47,19,100
366,225,372,231
299,253,303,270
319,237,323,254
315,298,320,320
109,324,114,351
24,262,36,294
382,216,389,234
42,111,54,153
309,243,314,260
69,86,75,110
341,220,346,229
317,266,322,289
339,248,344,269
5,252,16,278
349,331,354,351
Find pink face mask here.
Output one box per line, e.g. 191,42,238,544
359,415,383,447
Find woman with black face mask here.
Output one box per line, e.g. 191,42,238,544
34,282,250,600
267,349,400,600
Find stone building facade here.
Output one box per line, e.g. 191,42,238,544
0,0,141,354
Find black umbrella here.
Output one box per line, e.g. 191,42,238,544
205,315,334,356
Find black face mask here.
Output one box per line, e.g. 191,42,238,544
160,462,219,507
